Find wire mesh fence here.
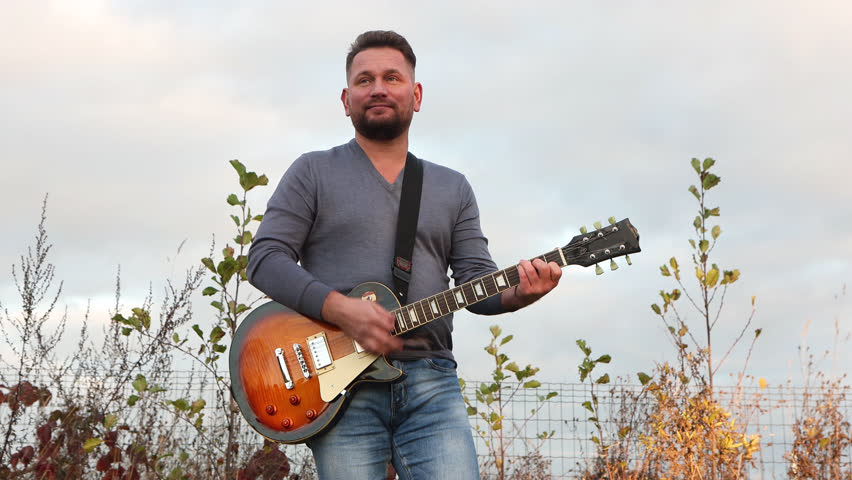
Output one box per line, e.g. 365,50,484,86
2,368,850,479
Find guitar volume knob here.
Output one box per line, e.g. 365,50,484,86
289,395,301,405
265,405,277,416
305,409,317,420
281,418,293,429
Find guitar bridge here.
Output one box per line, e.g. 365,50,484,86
293,343,311,379
274,347,295,390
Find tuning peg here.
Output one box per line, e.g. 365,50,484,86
593,221,602,230
595,264,603,275
580,225,588,234
610,259,619,271
608,216,617,225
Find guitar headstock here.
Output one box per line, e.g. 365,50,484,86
564,217,641,273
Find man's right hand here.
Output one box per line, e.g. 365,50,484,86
320,291,403,355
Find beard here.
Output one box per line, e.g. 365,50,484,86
350,104,414,141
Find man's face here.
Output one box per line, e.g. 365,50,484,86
342,47,422,141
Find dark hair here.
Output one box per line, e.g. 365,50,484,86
345,30,416,78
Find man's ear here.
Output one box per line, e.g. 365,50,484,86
413,82,423,113
341,88,351,116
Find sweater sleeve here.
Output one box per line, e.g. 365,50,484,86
247,156,333,320
448,177,505,316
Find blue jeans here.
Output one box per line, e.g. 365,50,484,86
306,358,480,480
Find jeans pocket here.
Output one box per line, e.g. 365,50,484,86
424,357,458,373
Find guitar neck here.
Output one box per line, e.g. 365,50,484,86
390,217,639,335
391,247,567,335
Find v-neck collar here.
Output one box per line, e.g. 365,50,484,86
348,138,405,192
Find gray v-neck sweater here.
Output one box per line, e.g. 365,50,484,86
247,139,503,361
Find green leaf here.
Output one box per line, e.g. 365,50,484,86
702,173,721,190
591,435,601,445
226,194,241,206
595,374,610,384
500,334,513,346
651,304,662,315
691,158,701,173
618,426,632,439
212,344,227,353
703,157,715,170
209,326,226,343
489,325,501,339
83,438,103,453
688,185,700,200
505,362,519,373
170,398,190,412
210,301,224,312
132,374,148,393
127,395,140,406
190,399,206,416
104,413,118,430
638,372,651,385
699,239,709,253
230,214,240,227
693,216,702,230
230,159,247,177
121,327,132,336
595,354,611,364
582,400,593,412
192,324,204,339
576,339,591,356
712,225,721,240
523,380,541,389
466,406,477,416
172,332,180,343
202,287,218,296
201,257,216,273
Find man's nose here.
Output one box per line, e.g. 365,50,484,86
370,79,388,96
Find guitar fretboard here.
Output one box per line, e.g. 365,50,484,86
391,247,568,335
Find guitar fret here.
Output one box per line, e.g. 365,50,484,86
444,290,458,312
482,275,498,297
461,284,475,304
417,300,430,322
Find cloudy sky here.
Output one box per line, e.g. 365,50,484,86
1,1,850,387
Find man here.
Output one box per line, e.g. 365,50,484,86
247,30,561,480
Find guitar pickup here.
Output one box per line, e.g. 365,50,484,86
307,332,334,373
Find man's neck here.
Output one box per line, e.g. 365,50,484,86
355,132,410,183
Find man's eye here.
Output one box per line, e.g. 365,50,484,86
358,78,371,85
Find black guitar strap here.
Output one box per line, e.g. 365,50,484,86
392,152,423,304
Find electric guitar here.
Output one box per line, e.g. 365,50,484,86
229,218,640,444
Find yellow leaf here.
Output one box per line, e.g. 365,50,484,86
759,378,767,389
83,438,103,453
